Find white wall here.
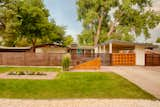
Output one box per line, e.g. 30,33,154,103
135,45,145,66
95,47,98,53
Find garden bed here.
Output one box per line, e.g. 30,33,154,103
0,71,58,80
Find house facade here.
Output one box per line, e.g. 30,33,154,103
0,41,159,66
95,40,160,66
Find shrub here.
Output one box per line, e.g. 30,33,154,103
62,54,71,71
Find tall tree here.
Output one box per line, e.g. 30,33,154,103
77,0,118,45
16,0,51,52
0,0,65,51
77,0,160,46
0,0,21,46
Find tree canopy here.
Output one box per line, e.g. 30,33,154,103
63,35,74,46
0,0,66,52
77,0,160,46
78,30,94,46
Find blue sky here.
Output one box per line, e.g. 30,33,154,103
44,0,160,43
44,0,82,41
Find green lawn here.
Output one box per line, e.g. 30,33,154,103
0,72,156,99
0,67,61,73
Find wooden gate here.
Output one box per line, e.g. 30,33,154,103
145,54,160,66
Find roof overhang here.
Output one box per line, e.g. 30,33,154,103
96,40,158,49
0,46,31,52
0,46,31,50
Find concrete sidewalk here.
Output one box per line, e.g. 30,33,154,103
101,66,160,99
0,99,159,107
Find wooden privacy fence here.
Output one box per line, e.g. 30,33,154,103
0,52,65,66
111,53,135,66
145,53,160,66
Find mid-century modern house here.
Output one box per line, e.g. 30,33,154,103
0,40,159,66
94,40,160,66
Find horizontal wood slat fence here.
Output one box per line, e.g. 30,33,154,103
145,54,160,66
111,53,135,66
0,53,137,66
0,52,65,66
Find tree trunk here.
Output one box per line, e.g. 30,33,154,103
107,21,116,36
31,39,36,53
94,14,103,46
107,18,119,36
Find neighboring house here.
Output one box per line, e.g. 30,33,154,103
0,43,68,53
95,40,159,66
68,43,95,65
0,43,94,55
69,43,94,58
34,43,68,54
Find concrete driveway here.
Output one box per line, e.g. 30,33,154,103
101,66,160,99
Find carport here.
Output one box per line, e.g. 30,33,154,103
95,40,158,66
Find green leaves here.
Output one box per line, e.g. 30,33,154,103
0,0,66,47
78,30,94,46
77,0,160,44
63,35,74,46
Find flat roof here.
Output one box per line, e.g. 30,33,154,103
69,46,94,50
0,46,31,50
97,40,158,48
34,43,66,48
